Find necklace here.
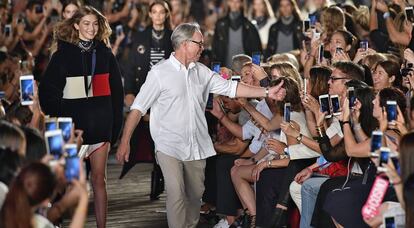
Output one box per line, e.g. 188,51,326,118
152,29,165,40
78,40,93,51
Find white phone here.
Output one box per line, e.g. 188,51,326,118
330,95,341,116
45,129,64,160
57,117,73,143
20,75,34,106
319,94,331,118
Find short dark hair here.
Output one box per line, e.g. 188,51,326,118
26,0,43,11
332,61,365,81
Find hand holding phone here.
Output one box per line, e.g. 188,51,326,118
4,24,11,37
370,131,383,153
360,40,368,51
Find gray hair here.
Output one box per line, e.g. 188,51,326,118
231,54,252,74
171,23,202,50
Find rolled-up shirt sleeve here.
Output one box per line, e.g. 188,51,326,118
130,70,161,116
208,71,238,98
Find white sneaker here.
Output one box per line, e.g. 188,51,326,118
213,218,231,228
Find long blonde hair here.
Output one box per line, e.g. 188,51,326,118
50,6,112,54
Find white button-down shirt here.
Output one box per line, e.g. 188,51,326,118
131,54,238,161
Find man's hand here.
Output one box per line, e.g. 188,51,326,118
267,80,285,101
209,97,225,119
116,141,130,164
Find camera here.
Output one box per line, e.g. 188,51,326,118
400,62,413,77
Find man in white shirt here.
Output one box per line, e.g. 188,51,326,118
116,23,285,228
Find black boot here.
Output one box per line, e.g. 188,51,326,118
267,208,288,228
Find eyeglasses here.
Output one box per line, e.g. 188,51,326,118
189,40,204,48
329,76,349,81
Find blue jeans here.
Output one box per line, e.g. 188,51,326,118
300,177,329,228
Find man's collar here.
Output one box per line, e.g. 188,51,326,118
169,53,196,71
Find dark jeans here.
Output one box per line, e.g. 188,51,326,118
256,168,287,227
215,154,242,216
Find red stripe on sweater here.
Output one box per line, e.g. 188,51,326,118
92,73,111,96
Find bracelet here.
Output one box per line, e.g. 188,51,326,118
251,157,257,164
267,160,272,168
353,123,362,131
340,121,350,126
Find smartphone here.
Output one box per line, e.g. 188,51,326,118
379,147,390,168
390,153,401,175
309,15,317,27
64,144,80,181
45,117,58,131
319,94,331,118
211,62,220,74
330,95,341,116
35,4,43,14
348,87,355,108
303,19,310,33
386,100,397,123
0,91,5,99
252,52,261,65
20,75,34,106
360,40,368,51
115,24,123,37
4,24,11,37
313,32,321,40
317,44,324,64
206,93,214,110
284,103,291,122
336,47,343,54
231,75,241,82
371,131,383,153
218,99,227,114
405,7,414,23
58,117,72,143
384,216,396,228
45,129,64,160
303,78,308,96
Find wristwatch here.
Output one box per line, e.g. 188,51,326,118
296,133,303,143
